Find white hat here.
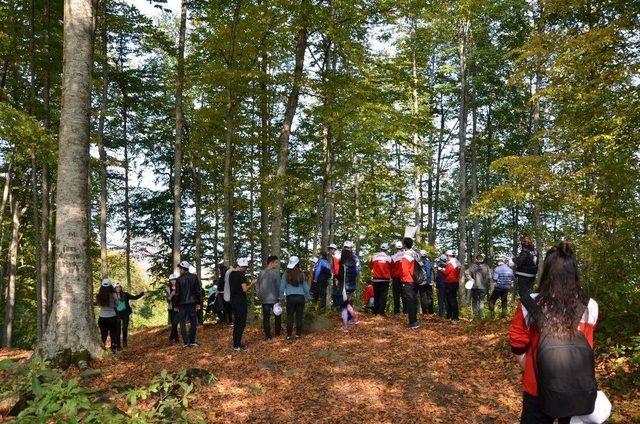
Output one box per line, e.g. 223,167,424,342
168,273,179,281
101,278,112,287
380,242,389,251
420,250,428,257
311,257,319,264
237,257,249,267
287,256,300,269
445,250,454,256
395,241,403,249
343,241,354,249
179,261,190,270
114,282,121,288
328,243,337,250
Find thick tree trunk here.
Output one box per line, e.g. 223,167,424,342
269,0,310,256
39,0,103,366
2,194,24,348
97,4,109,279
41,0,52,325
457,18,470,273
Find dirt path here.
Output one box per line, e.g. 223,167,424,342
88,315,524,423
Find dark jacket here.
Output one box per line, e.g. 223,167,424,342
175,272,203,306
513,244,538,277
115,291,144,316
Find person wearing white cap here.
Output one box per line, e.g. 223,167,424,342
279,256,311,339
166,274,180,343
369,242,392,315
464,254,491,320
96,278,121,352
113,283,145,347
228,257,255,350
175,260,203,348
313,251,333,310
399,237,421,329
438,250,461,322
390,241,405,315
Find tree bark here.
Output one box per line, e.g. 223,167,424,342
122,90,131,290
457,18,470,273
172,0,187,272
2,193,24,348
192,159,202,280
97,2,109,279
320,36,334,252
258,45,270,265
410,23,421,239
470,103,479,256
39,0,103,366
269,0,311,256
429,94,445,245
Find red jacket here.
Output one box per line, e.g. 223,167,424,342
508,295,598,397
369,252,392,280
439,260,460,284
400,250,418,284
390,251,403,278
363,284,374,306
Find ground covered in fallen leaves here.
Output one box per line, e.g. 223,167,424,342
2,313,638,423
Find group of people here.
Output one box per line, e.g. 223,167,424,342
95,279,145,352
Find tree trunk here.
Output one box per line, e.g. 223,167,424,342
2,194,24,348
320,37,334,252
457,18,470,274
269,0,310,256
97,3,109,279
258,47,270,265
122,91,131,290
410,26,421,239
485,106,494,262
354,155,361,254
470,103,479,256
39,0,103,366
429,95,445,245
192,160,202,280
172,0,187,272
41,0,52,323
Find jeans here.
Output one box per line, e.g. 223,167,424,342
418,284,434,314
261,303,282,339
372,280,389,315
98,316,121,352
489,289,509,317
471,288,486,319
436,283,446,316
168,309,179,341
120,314,130,345
392,277,405,314
520,392,570,424
286,294,305,337
178,304,198,345
401,283,418,325
444,283,459,320
232,300,247,348
316,278,329,310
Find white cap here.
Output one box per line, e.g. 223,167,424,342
287,256,300,269
380,242,389,251
168,273,179,281
114,282,121,288
328,243,337,250
179,261,190,270
445,250,454,256
101,278,112,287
343,241,354,249
497,258,505,264
311,257,319,264
237,257,249,267
395,241,403,249
420,250,428,257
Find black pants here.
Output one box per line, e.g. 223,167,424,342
317,278,329,310
373,280,389,315
223,300,233,324
286,294,305,337
516,275,535,300
392,277,405,314
418,284,434,314
261,303,282,339
168,309,179,341
232,300,247,348
521,392,570,424
179,304,198,345
444,283,459,320
401,283,418,325
120,314,130,345
489,289,509,317
98,316,121,352
436,284,446,316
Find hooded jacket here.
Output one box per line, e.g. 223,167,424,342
369,252,392,281
439,258,461,284
465,263,491,291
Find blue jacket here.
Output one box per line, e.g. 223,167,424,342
314,258,332,282
493,264,514,290
279,272,311,301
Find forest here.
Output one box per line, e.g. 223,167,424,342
0,0,639,422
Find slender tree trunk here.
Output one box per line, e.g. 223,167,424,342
354,155,361,254
97,3,109,279
3,194,24,348
192,159,202,279
457,18,470,274
485,106,494,262
269,0,310,256
429,97,445,245
39,0,103,365
172,0,187,272
259,48,270,265
410,26,421,239
122,91,131,290
532,0,545,275
471,103,479,256
320,37,334,251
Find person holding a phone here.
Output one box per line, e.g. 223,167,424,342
175,261,203,348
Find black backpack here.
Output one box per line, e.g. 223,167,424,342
412,256,426,285
522,295,597,418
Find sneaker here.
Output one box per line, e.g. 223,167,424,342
189,343,199,348
233,346,242,351
182,344,189,349
451,319,460,324
295,334,302,339
233,345,248,352
286,336,292,340
409,323,421,329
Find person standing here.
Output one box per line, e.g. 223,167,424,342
417,250,434,315
391,241,405,315
435,255,447,317
513,234,539,297
329,243,342,308
439,250,461,322
216,263,233,325
175,261,202,348
337,245,360,332
279,256,311,339
465,254,491,319
113,283,145,347
399,238,420,329
489,258,514,318
369,243,392,315
229,257,254,351
314,251,333,310
257,255,282,340
166,274,180,343
96,279,121,353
